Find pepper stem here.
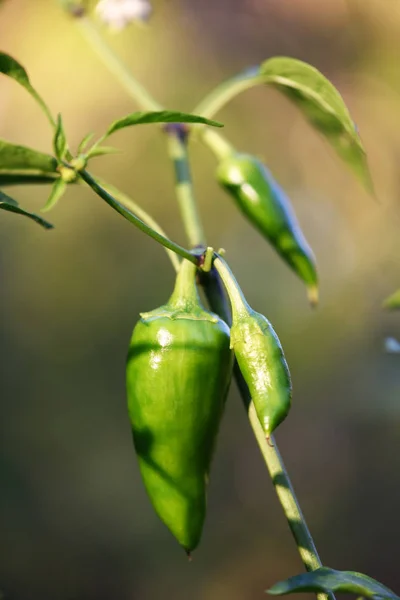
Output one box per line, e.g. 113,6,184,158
201,270,334,600
213,255,250,321
168,259,200,309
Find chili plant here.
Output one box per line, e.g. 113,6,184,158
0,1,398,599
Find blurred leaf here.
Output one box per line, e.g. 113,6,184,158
260,57,373,194
53,114,68,161
0,139,57,177
267,567,399,600
0,189,53,229
78,132,94,154
196,57,373,194
0,52,55,127
41,178,67,213
383,289,400,310
105,110,223,137
87,146,120,158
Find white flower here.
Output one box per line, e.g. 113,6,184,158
96,0,152,30
384,337,400,354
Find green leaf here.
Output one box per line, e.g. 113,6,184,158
41,178,67,213
259,57,373,194
196,57,373,194
87,145,120,158
0,52,55,127
267,567,399,600
383,289,400,310
0,138,57,173
105,110,223,138
77,132,94,154
0,138,58,185
53,114,68,161
0,189,53,229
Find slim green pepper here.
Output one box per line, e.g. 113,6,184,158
215,256,292,438
126,259,233,552
216,153,318,305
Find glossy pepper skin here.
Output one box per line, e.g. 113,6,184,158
231,310,292,437
216,153,318,305
126,260,233,553
215,256,292,438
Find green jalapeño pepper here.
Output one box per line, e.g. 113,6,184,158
126,259,233,553
216,153,318,306
215,256,292,438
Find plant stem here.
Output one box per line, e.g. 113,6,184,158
94,177,180,272
193,71,264,120
69,6,232,168
200,268,333,600
74,15,162,112
213,255,250,320
79,169,197,265
67,6,232,165
165,125,206,248
197,128,234,161
63,8,332,593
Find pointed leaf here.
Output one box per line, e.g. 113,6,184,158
105,110,222,137
0,52,55,127
383,289,400,310
53,114,68,161
267,567,399,600
196,57,373,193
0,138,57,173
87,145,120,158
78,132,94,154
259,57,373,194
0,189,53,229
41,178,67,213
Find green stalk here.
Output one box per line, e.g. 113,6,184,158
213,255,250,320
164,130,332,597
193,73,265,121
75,16,162,112
68,4,232,169
60,8,333,594
201,268,333,600
165,126,206,248
79,169,197,265
95,177,180,272
197,128,234,161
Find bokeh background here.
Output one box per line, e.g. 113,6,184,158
1,0,400,598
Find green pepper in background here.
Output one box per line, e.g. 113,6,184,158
126,259,233,553
215,256,292,439
216,153,318,306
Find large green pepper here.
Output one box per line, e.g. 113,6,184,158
126,259,233,553
216,153,318,305
215,256,292,438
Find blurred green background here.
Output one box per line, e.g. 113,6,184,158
1,0,400,598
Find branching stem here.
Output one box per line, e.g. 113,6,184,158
62,12,334,597
79,169,197,265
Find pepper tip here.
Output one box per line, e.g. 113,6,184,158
307,285,319,309
186,550,193,562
